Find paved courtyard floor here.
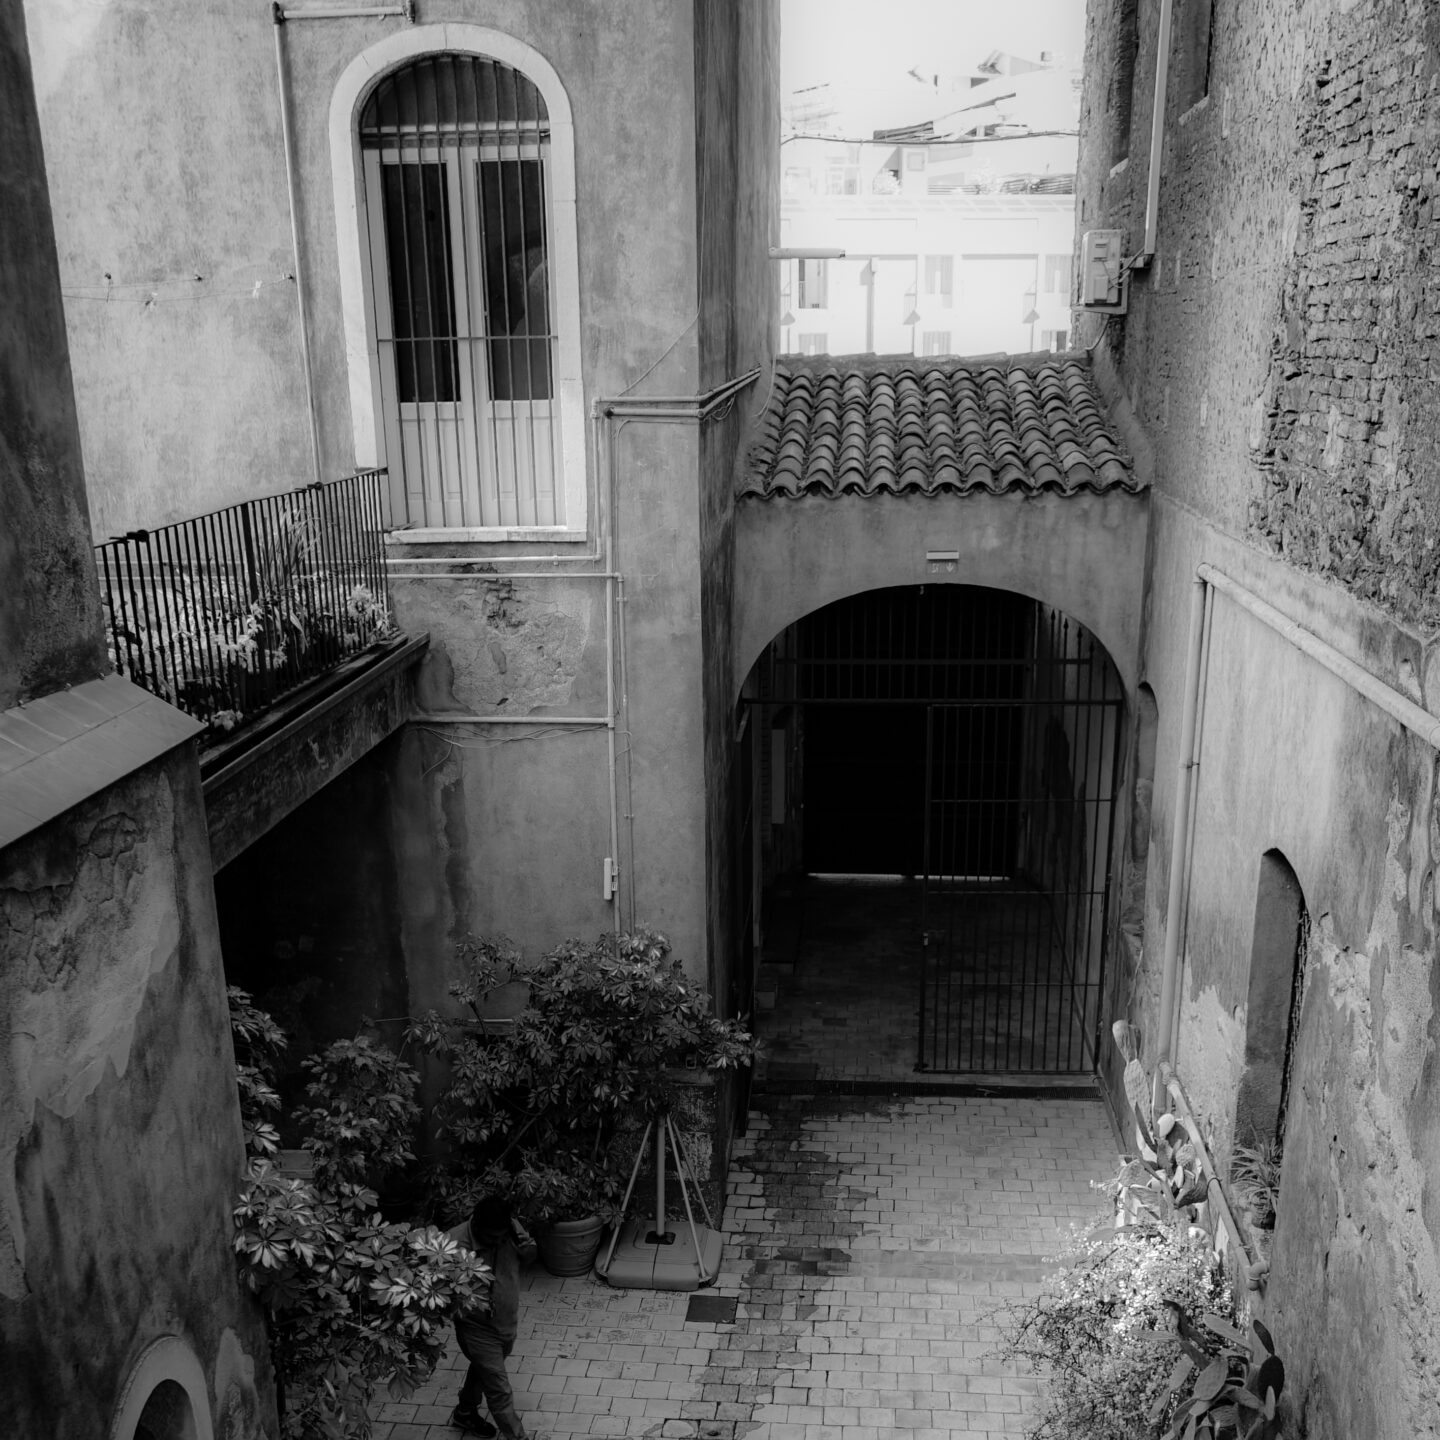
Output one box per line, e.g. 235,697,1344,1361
374,1090,1118,1440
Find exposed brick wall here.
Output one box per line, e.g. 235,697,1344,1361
1079,0,1440,629
1251,4,1440,625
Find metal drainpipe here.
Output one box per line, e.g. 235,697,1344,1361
271,5,324,488
1155,571,1208,1104
1138,0,1176,266
592,366,764,932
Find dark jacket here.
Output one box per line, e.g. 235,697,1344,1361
446,1216,536,1340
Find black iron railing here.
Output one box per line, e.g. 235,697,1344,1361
97,470,392,732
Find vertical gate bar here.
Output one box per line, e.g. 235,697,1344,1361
1018,603,1039,1070
1038,607,1055,1069
1074,631,1097,1069
1071,622,1095,1069
918,702,934,1070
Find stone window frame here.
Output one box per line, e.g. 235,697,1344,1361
330,25,585,544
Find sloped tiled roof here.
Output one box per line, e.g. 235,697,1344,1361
741,354,1139,500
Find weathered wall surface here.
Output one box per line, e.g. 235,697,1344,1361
0,0,105,707
1077,1,1440,1433
0,751,270,1440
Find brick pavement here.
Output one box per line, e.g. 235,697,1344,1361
373,1091,1117,1440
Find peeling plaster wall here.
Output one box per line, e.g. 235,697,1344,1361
1078,1,1440,1430
0,752,270,1440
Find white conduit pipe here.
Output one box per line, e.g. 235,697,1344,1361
1140,0,1176,264
414,715,611,726
1199,564,1440,749
1155,573,1208,1094
271,7,324,488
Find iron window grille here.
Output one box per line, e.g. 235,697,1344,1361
359,53,562,531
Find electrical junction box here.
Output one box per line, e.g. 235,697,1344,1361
1079,229,1128,313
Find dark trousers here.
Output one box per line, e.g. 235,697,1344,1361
455,1318,524,1438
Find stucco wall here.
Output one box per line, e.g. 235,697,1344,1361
734,490,1150,699
694,0,779,1030
1077,1,1440,1432
0,750,271,1440
0,0,105,707
24,0,704,535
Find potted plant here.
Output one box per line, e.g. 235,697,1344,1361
1231,1138,1283,1252
407,929,756,1275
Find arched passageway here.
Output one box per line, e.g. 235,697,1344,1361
741,584,1126,1076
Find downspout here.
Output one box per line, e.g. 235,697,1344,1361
591,366,764,935
271,4,324,488
1154,572,1208,1100
1135,0,1175,268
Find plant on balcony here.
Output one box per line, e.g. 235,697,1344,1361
405,929,756,1268
104,508,393,732
228,989,488,1440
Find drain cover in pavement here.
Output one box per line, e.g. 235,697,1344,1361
685,1294,737,1323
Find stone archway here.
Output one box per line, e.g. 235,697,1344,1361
738,582,1129,1076
109,1337,213,1440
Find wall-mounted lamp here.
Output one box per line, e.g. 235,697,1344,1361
769,247,847,260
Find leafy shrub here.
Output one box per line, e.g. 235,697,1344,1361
228,988,489,1439
405,929,756,1228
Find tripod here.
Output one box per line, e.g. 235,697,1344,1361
594,1108,722,1290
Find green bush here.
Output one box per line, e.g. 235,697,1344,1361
228,988,490,1440
406,929,756,1228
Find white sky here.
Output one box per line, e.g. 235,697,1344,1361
782,0,1088,99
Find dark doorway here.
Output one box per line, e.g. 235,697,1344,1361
749,586,1124,1075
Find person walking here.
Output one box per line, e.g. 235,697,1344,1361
446,1196,537,1439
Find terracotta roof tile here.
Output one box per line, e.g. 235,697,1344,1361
741,354,1141,501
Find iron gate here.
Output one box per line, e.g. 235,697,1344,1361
773,587,1124,1075
919,614,1124,1072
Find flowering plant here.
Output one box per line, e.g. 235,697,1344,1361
997,1221,1239,1440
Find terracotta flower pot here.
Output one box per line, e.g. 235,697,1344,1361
537,1215,606,1276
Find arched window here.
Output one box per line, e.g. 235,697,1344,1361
1233,849,1308,1150
331,30,583,541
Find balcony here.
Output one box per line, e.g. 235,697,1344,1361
97,470,396,734
96,470,427,866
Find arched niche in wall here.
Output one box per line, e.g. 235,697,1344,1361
1233,849,1308,1151
109,1337,214,1440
